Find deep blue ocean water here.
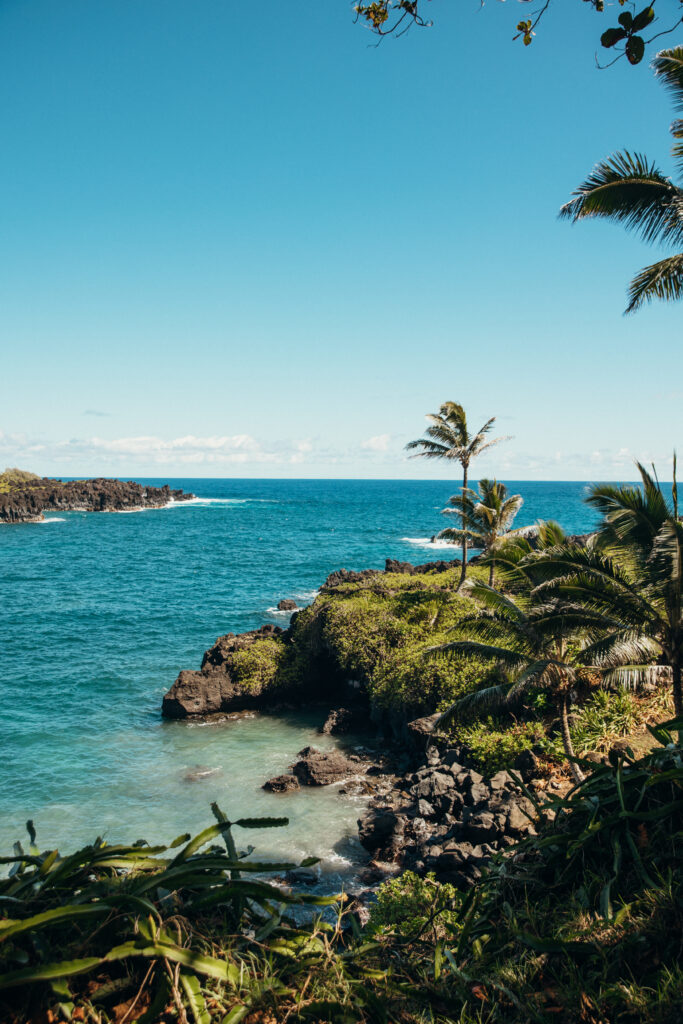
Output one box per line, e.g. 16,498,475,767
0,479,602,874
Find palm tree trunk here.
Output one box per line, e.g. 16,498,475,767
488,557,494,587
459,463,468,588
560,692,584,785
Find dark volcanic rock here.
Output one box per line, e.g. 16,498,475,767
321,568,380,590
320,706,368,735
162,624,285,719
291,746,358,786
277,599,298,611
263,774,300,793
0,474,194,524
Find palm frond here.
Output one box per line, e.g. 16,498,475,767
602,663,673,691
626,253,683,312
560,150,683,249
654,48,683,111
437,683,509,730
426,638,529,673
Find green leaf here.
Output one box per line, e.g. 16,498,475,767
601,27,627,48
626,35,646,65
179,972,211,1024
632,6,655,32
618,11,633,29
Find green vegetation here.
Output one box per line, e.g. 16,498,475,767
406,401,509,586
562,48,683,312
438,478,523,585
3,725,681,1022
453,714,545,775
366,871,460,940
228,636,288,691
0,467,41,494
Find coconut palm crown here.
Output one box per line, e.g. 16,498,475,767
405,402,509,585
561,47,683,313
438,479,523,585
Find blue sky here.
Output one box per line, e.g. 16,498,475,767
0,0,681,479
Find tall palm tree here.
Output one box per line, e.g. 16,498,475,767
438,479,524,586
530,461,682,718
406,402,509,586
430,580,615,784
561,47,683,313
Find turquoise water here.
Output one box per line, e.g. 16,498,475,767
0,479,601,873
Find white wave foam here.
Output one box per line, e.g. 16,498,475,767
39,517,67,523
293,589,320,600
168,497,278,506
401,536,461,550
265,606,295,616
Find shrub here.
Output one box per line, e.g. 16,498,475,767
367,871,461,940
227,637,287,691
454,715,546,775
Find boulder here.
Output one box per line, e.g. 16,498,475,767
277,598,298,611
263,774,300,793
358,809,401,853
320,707,367,735
161,625,285,718
291,746,357,786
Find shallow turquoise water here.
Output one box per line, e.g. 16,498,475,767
0,479,601,872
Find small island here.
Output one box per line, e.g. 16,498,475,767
0,467,195,523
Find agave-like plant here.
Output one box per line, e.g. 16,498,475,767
438,479,524,586
406,403,509,586
561,47,683,313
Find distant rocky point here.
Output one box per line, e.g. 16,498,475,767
0,468,195,523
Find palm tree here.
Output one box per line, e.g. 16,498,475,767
430,580,610,784
561,47,683,313
438,479,524,586
406,402,509,586
530,461,682,718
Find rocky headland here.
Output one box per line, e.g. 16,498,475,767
0,467,195,523
161,554,566,892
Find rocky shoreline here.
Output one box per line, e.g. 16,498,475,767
0,473,195,523
162,556,560,896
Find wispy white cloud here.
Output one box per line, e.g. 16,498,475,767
361,433,391,452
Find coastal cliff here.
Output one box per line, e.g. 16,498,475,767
0,468,195,523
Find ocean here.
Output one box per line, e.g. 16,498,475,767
0,478,603,878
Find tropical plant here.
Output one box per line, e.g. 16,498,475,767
561,47,683,312
430,577,606,782
0,806,337,1022
438,478,523,585
406,402,509,586
530,461,682,720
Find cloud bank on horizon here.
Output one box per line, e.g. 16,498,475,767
0,430,663,480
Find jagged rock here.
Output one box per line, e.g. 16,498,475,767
0,474,194,524
463,810,498,844
320,707,367,735
406,714,440,752
263,774,300,793
417,798,436,818
358,809,402,853
489,770,514,791
277,598,298,611
291,746,358,786
506,802,534,836
161,625,285,718
322,568,379,590
285,868,317,885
